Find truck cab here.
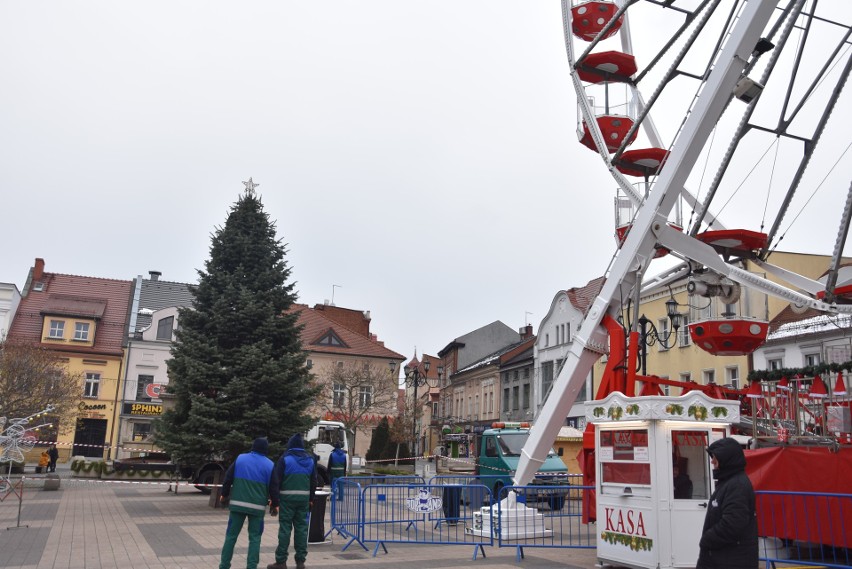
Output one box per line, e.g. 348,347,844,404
306,420,349,485
476,422,569,509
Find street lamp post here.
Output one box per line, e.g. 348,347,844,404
403,360,430,457
637,298,683,376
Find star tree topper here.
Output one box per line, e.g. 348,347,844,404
242,177,260,195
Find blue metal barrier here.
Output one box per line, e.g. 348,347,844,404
327,478,366,551
328,475,426,552
756,490,852,569
496,484,596,562
338,481,493,559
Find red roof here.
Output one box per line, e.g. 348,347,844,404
567,276,606,314
8,270,133,357
289,304,405,360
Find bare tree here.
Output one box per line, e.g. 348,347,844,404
318,361,398,451
0,341,82,437
388,402,413,465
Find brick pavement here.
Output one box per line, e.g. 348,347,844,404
0,467,605,569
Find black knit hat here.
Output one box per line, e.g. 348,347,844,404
251,437,269,455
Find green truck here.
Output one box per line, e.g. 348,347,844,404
474,422,570,510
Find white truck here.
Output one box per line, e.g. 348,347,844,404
306,420,349,485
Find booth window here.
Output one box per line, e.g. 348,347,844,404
671,429,711,500
599,429,651,487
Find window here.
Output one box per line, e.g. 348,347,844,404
658,318,670,351
523,367,530,379
156,316,174,341
767,358,783,371
703,369,715,384
432,402,438,417
132,422,152,442
513,370,519,381
475,394,480,415
679,315,691,346
726,366,740,389
512,386,520,410
489,392,494,413
804,353,821,367
84,373,100,398
333,383,345,407
503,388,510,413
136,375,154,401
358,385,372,408
74,322,90,341
49,320,65,339
679,372,691,383
485,436,498,457
545,333,549,347
522,383,530,409
541,361,554,401
561,324,567,344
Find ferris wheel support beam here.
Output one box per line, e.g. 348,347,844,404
654,221,852,314
515,0,779,488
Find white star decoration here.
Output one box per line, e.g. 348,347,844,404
242,177,260,194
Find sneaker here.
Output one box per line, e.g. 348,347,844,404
266,563,287,569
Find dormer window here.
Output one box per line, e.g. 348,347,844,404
156,316,174,341
315,329,347,347
49,320,65,339
74,322,90,341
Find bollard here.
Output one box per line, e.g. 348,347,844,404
43,474,60,491
208,470,223,508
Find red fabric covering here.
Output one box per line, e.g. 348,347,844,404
746,446,852,547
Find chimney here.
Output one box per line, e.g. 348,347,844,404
149,271,162,281
519,324,533,340
33,258,45,282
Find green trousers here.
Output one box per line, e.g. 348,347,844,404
220,511,265,569
274,500,310,564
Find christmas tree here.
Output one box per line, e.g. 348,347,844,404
156,181,318,468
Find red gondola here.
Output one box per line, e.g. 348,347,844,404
688,319,769,356
696,229,768,255
615,147,669,177
579,115,637,153
571,1,624,42
577,51,637,84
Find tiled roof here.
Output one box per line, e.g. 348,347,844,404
456,341,525,375
289,304,405,360
767,305,852,340
8,272,133,356
134,278,195,332
567,276,605,314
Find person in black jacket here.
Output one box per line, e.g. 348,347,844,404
697,437,758,569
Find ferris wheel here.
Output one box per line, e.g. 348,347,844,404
515,0,852,485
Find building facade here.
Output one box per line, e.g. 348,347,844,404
118,272,194,458
0,282,21,340
7,258,132,462
536,278,602,428
291,303,405,459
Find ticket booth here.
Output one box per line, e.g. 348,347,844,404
585,392,740,569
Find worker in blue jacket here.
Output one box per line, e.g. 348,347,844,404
327,441,347,501
219,437,275,569
266,433,317,569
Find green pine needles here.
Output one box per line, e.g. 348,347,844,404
154,189,319,470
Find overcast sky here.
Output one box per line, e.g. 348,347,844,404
2,2,849,365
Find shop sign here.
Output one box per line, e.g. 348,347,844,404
79,402,107,411
123,403,163,416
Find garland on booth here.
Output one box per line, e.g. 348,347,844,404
747,361,852,383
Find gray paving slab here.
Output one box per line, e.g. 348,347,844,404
0,465,606,569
